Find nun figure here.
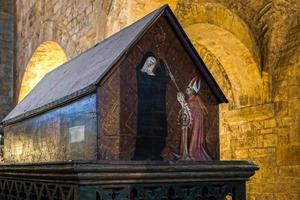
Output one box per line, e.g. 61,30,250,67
132,52,170,160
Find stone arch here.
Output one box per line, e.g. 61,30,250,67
187,23,266,106
18,41,67,102
175,2,267,107
175,2,261,71
195,44,236,106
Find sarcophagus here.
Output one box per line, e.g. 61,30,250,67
0,5,258,199
2,5,228,163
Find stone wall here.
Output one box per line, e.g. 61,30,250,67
1,0,299,199
0,0,14,121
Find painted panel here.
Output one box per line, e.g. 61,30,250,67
99,16,219,161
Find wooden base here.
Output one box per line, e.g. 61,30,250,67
0,160,258,199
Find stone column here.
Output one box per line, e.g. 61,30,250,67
0,0,14,120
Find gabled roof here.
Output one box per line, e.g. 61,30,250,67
3,5,227,125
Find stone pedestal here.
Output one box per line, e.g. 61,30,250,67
0,160,258,199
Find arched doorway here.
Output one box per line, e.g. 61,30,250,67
18,41,67,103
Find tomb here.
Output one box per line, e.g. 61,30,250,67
0,5,258,199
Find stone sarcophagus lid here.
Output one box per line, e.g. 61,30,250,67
0,5,258,199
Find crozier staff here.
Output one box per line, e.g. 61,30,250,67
164,60,192,160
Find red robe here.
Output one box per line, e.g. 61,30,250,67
186,95,212,160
